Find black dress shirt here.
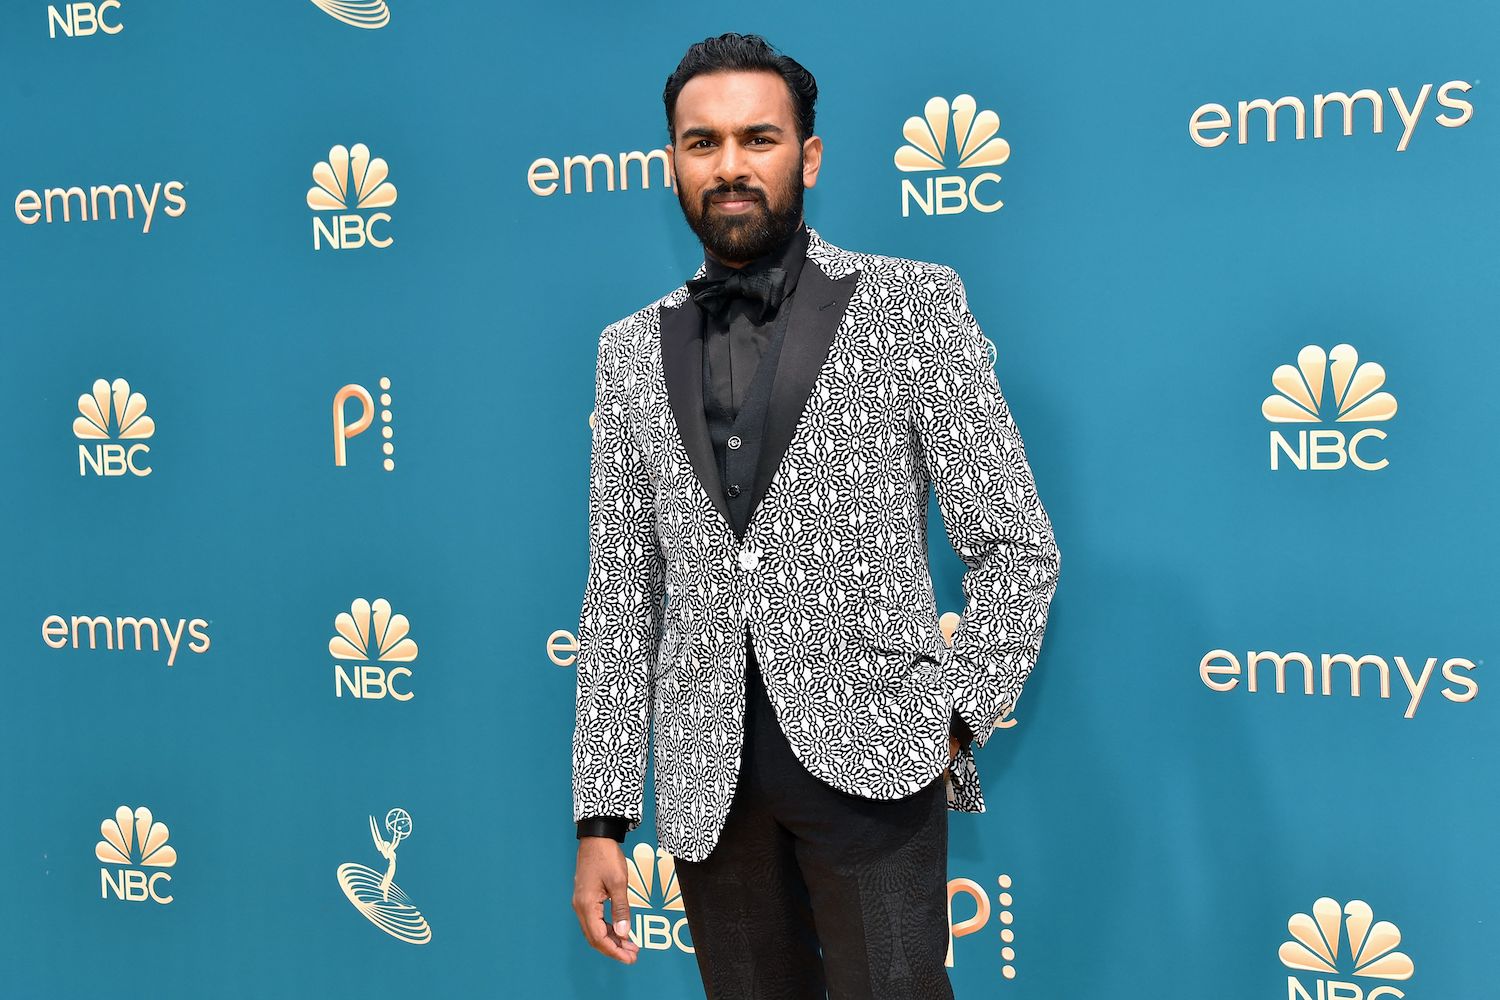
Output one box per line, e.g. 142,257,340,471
701,223,809,423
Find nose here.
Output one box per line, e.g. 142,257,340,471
714,142,749,187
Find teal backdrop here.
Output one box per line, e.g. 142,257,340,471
2,1,1496,997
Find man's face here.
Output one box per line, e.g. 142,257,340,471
668,70,822,265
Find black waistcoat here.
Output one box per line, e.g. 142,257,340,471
704,304,796,538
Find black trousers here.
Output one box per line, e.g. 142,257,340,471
674,650,953,1000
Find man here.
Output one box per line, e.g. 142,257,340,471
571,33,1060,999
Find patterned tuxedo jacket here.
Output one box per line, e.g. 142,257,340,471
573,228,1060,863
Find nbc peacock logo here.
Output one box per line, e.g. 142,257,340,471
1280,898,1413,999
96,805,176,905
73,377,154,477
626,842,692,953
894,95,1009,217
337,808,431,945
1263,344,1397,471
331,598,419,701
307,143,397,250
308,0,389,29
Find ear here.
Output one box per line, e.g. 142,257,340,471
801,135,823,189
666,143,677,190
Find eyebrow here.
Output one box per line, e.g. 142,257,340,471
679,122,786,141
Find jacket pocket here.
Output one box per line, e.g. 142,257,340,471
860,611,941,665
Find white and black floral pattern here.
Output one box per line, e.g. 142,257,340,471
573,230,1060,863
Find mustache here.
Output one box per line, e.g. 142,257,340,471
700,182,766,214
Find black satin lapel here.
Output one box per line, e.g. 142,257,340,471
659,300,730,525
752,265,860,513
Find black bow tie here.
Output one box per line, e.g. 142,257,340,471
687,267,788,323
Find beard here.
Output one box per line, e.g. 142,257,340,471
676,155,804,264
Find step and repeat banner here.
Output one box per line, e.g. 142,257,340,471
2,1,1496,997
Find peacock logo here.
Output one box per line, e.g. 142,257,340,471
331,598,419,702
894,95,1009,217
1281,898,1413,999
895,95,1011,172
73,378,154,440
96,805,176,904
307,144,397,211
308,143,397,250
625,842,692,953
1262,345,1398,424
1263,345,1397,471
74,378,153,477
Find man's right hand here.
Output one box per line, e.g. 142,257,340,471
573,837,640,965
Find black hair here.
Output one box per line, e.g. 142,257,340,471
663,33,818,144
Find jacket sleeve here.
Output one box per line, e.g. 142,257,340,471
912,267,1060,750
572,320,665,831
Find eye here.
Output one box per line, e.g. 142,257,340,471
689,139,716,150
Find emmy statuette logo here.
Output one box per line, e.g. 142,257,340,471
894,95,1009,217
1280,898,1413,999
337,808,431,944
74,378,153,476
1262,345,1397,471
308,143,397,250
334,377,395,472
947,873,1017,980
626,842,692,953
309,0,389,29
330,598,419,701
96,805,176,904
47,1,122,37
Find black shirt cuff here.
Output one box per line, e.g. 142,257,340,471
576,817,629,842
